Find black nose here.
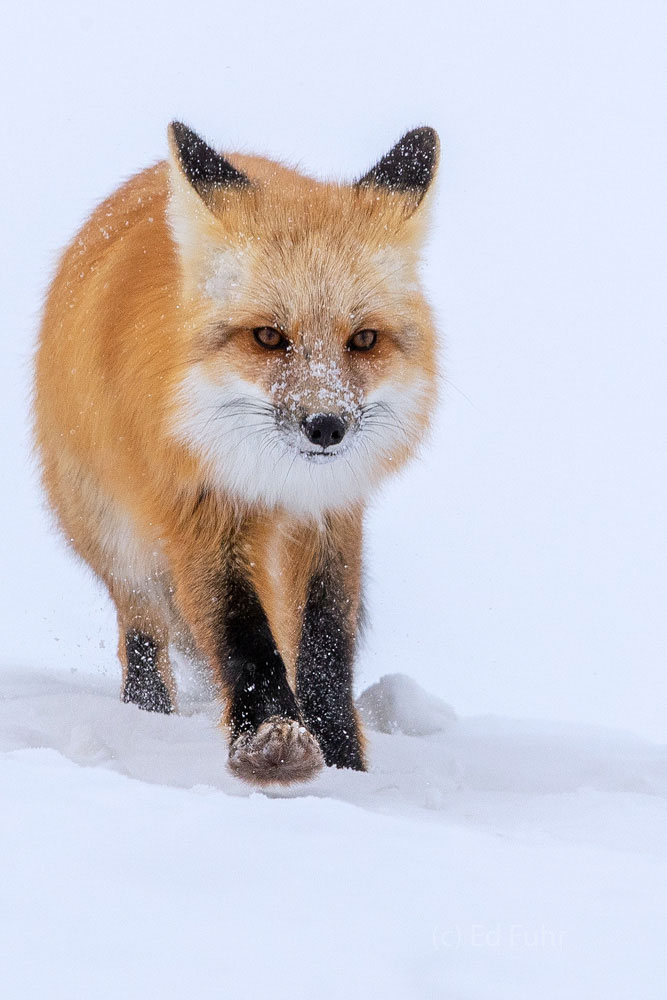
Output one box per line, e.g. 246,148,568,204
303,413,347,450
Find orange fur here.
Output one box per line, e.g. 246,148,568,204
33,124,439,781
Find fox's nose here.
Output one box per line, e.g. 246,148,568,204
302,413,347,450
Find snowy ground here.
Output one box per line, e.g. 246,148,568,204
3,0,667,997
2,665,667,999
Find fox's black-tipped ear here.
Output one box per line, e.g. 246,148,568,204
357,127,439,207
168,121,250,197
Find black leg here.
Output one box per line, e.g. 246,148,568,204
223,568,301,735
123,630,172,714
296,567,365,771
223,565,324,785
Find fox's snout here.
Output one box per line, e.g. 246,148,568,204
301,413,348,451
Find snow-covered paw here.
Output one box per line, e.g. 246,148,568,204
229,717,324,786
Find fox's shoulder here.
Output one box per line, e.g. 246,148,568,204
70,163,170,256
48,163,178,320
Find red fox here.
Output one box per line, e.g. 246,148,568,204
34,122,439,785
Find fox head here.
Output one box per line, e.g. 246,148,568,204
166,121,439,519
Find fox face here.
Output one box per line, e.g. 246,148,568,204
167,123,439,517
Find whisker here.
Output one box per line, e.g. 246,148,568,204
343,455,363,494
277,451,299,502
442,376,479,412
367,401,412,440
219,425,276,457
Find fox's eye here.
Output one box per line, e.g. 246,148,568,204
348,329,378,352
253,327,287,350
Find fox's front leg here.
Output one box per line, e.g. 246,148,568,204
296,525,366,771
223,563,324,784
169,517,323,785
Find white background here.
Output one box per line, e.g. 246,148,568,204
2,0,665,739
2,4,667,998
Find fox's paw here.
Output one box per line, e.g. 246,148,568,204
229,717,324,786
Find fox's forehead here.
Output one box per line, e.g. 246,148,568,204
200,159,419,305
203,225,418,327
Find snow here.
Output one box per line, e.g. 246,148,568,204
2,0,667,996
2,668,667,998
